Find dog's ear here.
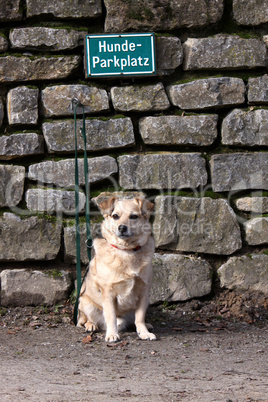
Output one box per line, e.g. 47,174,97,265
134,197,154,218
98,196,118,217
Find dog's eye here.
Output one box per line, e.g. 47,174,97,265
129,214,138,220
112,214,120,220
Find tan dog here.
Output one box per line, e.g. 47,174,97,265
77,196,156,342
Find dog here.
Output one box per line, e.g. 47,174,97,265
77,196,156,342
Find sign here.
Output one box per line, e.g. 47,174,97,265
85,33,156,78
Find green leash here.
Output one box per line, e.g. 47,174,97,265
72,98,92,325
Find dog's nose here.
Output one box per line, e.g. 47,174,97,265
118,225,128,234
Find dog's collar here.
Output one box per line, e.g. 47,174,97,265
110,244,141,252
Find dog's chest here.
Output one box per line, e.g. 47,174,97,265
113,274,144,312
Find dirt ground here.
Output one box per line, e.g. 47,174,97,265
1,289,268,402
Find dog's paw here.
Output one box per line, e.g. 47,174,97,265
105,333,120,343
138,332,157,341
85,321,98,332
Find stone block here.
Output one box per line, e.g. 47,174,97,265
248,75,268,104
244,217,268,245
26,189,86,215
41,85,109,117
156,36,183,73
235,197,268,213
118,154,207,190
0,98,4,127
139,115,218,146
10,27,86,51
233,0,268,26
0,165,25,207
26,0,102,18
64,223,101,265
167,77,246,110
28,156,118,188
0,35,8,52
7,86,39,125
183,35,267,70
0,213,62,261
218,254,268,295
150,254,212,304
0,0,22,21
210,153,268,192
92,191,146,208
0,269,72,307
222,109,268,146
0,133,44,160
0,56,81,82
43,118,135,153
104,0,223,32
111,83,170,112
153,196,242,255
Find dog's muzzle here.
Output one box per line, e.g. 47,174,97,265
117,224,132,238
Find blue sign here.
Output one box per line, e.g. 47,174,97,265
85,33,156,77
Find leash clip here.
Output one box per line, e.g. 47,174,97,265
71,97,83,110
85,238,93,249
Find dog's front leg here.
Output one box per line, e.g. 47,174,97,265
135,289,156,341
102,291,120,342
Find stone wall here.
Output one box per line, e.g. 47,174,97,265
0,0,268,307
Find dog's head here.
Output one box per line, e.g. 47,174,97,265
98,196,154,248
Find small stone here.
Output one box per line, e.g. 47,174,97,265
0,0,22,21
104,0,224,32
7,86,39,125
0,213,62,261
28,156,118,188
210,153,268,192
26,188,86,215
153,196,242,255
111,83,170,112
10,27,86,51
0,56,81,82
244,217,268,245
222,109,268,146
26,0,102,19
235,197,268,213
183,34,266,70
0,269,72,306
156,36,183,73
0,35,8,52
218,254,268,295
167,77,246,110
0,133,44,160
139,115,218,146
151,254,212,303
0,165,25,207
248,75,268,104
42,118,134,153
233,0,268,26
118,154,207,190
41,85,109,117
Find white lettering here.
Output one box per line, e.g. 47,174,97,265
107,43,113,52
129,42,136,51
114,55,120,67
107,59,113,67
99,41,106,53
137,56,143,66
100,59,107,67
122,40,128,51
114,43,121,52
131,58,137,66
144,58,149,66
93,56,100,68
121,58,127,70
